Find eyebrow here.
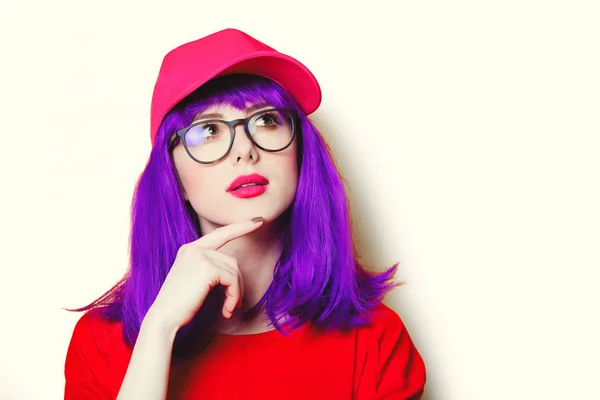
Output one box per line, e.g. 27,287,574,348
192,103,272,122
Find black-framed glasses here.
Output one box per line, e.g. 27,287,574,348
169,108,298,164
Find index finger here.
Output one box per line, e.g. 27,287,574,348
192,217,264,250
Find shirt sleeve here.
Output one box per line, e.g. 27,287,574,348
356,305,427,399
64,311,111,400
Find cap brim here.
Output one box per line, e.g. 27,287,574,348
217,52,322,114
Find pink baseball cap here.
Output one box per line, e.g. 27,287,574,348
149,28,322,145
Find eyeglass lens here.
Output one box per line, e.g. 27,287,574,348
184,110,294,163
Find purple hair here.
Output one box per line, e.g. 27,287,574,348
68,74,400,361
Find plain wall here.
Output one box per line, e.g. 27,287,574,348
0,1,598,399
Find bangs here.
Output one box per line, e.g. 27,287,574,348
175,74,299,127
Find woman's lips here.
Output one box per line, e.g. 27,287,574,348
227,173,269,192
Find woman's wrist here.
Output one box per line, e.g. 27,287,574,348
141,309,179,342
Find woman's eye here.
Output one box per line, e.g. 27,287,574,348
202,124,220,135
257,114,278,126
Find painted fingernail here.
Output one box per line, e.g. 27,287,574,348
252,217,264,223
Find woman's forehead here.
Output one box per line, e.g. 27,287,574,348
192,101,274,120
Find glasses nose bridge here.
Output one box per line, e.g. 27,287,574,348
228,117,252,142
227,118,254,147
230,118,246,129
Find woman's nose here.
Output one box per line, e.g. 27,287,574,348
229,123,257,162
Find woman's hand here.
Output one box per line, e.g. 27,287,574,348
145,217,265,333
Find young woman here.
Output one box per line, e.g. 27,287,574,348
64,28,426,400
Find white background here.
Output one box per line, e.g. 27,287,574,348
1,1,598,399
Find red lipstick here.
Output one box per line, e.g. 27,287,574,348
227,173,269,199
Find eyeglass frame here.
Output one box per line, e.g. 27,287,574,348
168,108,299,164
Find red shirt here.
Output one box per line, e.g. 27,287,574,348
64,302,426,399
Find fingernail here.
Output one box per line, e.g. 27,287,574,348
251,217,264,223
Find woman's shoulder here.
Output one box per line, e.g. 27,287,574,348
359,301,409,336
65,310,134,398
349,301,421,358
307,302,412,347
353,301,426,397
68,308,125,352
